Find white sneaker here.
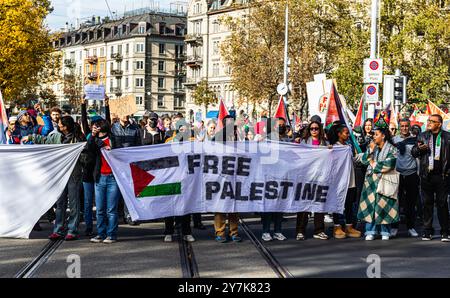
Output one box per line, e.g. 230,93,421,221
382,235,390,241
408,228,419,237
324,214,333,223
365,235,375,241
296,233,305,241
273,233,287,241
262,233,273,241
164,235,173,242
183,235,195,242
103,237,117,244
390,228,398,237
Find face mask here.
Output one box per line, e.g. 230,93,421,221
149,119,158,129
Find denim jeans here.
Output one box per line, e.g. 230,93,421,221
365,222,391,237
95,174,120,240
83,182,95,231
54,174,82,236
261,213,283,234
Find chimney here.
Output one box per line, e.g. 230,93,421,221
96,16,101,25
65,22,69,32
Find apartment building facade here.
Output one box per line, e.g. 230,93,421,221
52,10,187,116
185,0,249,121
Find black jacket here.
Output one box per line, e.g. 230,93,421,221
140,128,166,145
411,130,450,178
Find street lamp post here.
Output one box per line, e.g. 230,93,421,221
283,3,289,118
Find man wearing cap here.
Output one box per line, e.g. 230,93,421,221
9,109,53,144
140,112,166,145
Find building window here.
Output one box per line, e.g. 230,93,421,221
136,78,144,87
100,48,105,57
126,44,129,54
85,64,90,74
158,61,165,72
174,97,185,108
159,23,166,35
136,44,145,53
213,22,219,33
212,63,220,77
110,79,114,92
158,78,165,89
139,26,146,34
136,96,143,105
125,77,129,88
136,61,144,70
159,43,165,55
93,49,97,56
110,46,114,54
118,45,122,54
125,61,129,71
158,95,165,107
213,40,220,55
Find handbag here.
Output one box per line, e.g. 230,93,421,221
376,170,400,199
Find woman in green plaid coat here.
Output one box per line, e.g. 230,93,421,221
357,126,400,241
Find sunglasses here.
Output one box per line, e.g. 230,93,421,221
427,119,439,124
310,127,320,131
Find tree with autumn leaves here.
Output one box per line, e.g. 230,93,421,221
222,0,450,115
0,0,54,106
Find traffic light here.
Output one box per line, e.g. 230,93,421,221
394,76,407,104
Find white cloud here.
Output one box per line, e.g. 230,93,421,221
46,0,186,31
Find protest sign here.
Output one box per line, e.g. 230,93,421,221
109,95,138,118
84,84,106,100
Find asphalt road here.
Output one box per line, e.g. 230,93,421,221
1,213,450,278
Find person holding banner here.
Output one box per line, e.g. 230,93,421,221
412,114,450,242
260,118,291,242
24,116,86,241
164,118,196,242
328,123,361,239
357,120,399,241
296,120,329,240
87,119,121,244
213,116,242,243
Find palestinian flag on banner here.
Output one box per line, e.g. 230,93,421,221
130,156,182,198
325,82,362,153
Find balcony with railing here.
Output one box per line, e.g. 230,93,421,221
172,87,185,94
185,34,203,45
111,53,123,61
183,78,200,88
113,88,122,97
185,56,203,68
87,56,98,64
64,59,76,68
87,72,98,80
111,69,123,77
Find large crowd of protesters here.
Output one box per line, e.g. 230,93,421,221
5,96,450,244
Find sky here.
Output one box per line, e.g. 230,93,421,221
46,0,186,31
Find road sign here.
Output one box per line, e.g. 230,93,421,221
364,59,383,83
365,84,379,103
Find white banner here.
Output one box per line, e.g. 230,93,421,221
103,142,352,221
0,143,85,238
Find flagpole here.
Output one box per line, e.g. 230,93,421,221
283,2,291,126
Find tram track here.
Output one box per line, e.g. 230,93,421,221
178,228,200,278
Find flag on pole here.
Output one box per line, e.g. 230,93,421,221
325,82,362,153
217,98,229,131
426,100,450,120
0,90,9,144
353,96,364,128
374,103,391,126
274,96,288,120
